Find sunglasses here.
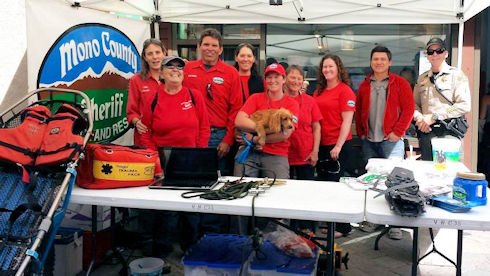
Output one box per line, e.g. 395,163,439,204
163,65,184,70
206,83,213,100
317,159,341,174
426,48,446,56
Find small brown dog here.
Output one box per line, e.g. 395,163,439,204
250,108,294,146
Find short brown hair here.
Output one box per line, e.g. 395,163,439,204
286,65,304,78
199,28,223,47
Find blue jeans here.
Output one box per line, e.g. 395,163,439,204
362,139,405,162
208,128,228,175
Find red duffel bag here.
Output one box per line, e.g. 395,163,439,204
76,143,162,189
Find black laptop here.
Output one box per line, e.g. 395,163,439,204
149,147,220,190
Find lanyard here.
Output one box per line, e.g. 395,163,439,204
266,91,284,109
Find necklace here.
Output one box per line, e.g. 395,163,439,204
266,90,285,109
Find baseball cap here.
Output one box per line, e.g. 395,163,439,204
426,37,445,50
264,63,286,76
161,56,185,68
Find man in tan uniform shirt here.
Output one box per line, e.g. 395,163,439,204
413,38,471,160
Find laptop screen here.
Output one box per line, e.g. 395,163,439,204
162,147,219,180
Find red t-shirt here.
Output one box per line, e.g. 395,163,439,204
140,86,210,150
240,93,299,157
314,82,356,146
126,73,161,146
288,93,323,165
183,60,243,145
240,75,250,101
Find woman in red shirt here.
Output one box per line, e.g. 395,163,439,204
127,39,166,146
314,54,356,182
233,43,264,99
140,57,210,150
139,56,210,258
285,65,322,180
314,54,356,237
234,63,299,179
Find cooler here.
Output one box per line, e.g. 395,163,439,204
54,227,83,276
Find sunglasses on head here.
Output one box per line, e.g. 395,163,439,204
426,48,446,56
163,65,184,70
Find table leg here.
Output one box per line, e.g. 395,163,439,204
326,221,335,276
456,230,463,276
86,205,98,276
411,227,419,276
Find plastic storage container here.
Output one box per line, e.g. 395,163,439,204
54,227,83,276
249,240,319,276
453,172,487,206
431,137,461,169
182,234,253,276
129,257,165,276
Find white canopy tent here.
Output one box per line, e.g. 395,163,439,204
62,0,488,24
59,0,489,69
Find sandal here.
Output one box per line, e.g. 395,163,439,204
320,228,345,238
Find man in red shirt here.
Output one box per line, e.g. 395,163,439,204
183,28,242,235
183,28,242,172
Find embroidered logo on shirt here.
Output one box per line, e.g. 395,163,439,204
292,115,298,123
188,74,198,78
213,77,224,84
141,86,150,93
181,100,193,110
347,100,355,107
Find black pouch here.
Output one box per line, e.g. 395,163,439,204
384,167,425,217
441,116,468,139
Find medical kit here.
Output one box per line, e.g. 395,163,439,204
76,143,161,189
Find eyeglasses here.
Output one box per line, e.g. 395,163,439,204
426,48,446,56
206,83,213,100
163,65,184,70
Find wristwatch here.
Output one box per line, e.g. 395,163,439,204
431,113,438,121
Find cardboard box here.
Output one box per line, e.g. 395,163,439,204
61,203,121,231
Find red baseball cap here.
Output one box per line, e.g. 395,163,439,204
264,63,286,76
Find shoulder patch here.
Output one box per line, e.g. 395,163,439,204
292,115,298,123
347,100,355,107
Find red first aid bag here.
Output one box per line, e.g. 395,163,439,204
76,143,162,189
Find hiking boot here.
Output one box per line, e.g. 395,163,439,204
358,221,381,233
388,228,403,240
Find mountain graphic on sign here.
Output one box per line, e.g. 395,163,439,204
40,61,134,90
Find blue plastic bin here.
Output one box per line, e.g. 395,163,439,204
182,234,253,276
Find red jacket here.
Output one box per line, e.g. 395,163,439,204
355,72,414,138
